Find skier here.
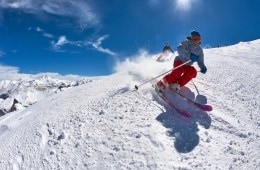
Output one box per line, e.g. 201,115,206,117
156,30,207,92
162,42,174,53
156,43,174,62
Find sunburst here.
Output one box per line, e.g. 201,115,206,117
176,0,192,11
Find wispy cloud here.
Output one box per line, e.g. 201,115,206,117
51,34,117,56
0,1,117,56
0,64,19,74
0,64,89,80
51,36,82,51
52,36,69,50
0,0,100,29
87,35,117,56
0,50,5,57
0,64,23,80
36,27,54,38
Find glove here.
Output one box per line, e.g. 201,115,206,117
200,67,207,74
190,53,199,62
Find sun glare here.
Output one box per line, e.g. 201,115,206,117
176,0,192,11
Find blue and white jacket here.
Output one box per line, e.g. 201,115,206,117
175,37,206,69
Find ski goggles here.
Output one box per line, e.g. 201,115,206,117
192,36,202,43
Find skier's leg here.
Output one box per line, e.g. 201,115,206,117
163,61,185,84
177,66,197,87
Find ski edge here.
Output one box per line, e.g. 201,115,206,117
153,85,191,117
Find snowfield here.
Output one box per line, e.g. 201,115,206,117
0,40,259,169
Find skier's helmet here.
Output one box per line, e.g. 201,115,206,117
191,30,202,43
191,30,201,37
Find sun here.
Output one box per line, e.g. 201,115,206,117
175,0,192,11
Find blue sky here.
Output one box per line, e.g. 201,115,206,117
0,0,259,77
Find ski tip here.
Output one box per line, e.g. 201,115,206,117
206,105,213,112
202,105,213,112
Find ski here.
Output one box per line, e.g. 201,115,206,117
167,88,213,112
153,86,191,117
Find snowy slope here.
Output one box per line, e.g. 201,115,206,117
0,40,259,169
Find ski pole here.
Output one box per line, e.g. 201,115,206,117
191,80,200,95
134,60,191,90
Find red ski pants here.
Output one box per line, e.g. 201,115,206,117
163,61,197,87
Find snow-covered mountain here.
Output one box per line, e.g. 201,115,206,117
0,39,259,169
0,75,93,114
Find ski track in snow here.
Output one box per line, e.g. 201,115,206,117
0,40,259,169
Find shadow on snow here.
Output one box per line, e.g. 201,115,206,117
154,87,212,153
